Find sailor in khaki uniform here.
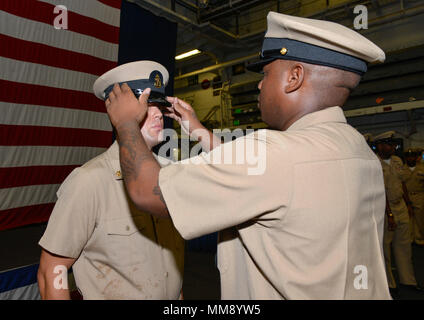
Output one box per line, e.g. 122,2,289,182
404,148,424,245
105,12,391,299
373,132,419,292
37,61,184,300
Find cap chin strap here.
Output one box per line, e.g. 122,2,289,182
103,79,165,100
103,81,171,107
248,37,368,75
262,38,368,75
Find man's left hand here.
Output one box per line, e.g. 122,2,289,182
105,83,150,129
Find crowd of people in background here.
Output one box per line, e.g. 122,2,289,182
365,131,424,298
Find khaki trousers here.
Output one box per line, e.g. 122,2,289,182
383,217,417,288
411,208,424,245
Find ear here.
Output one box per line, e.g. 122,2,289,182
284,63,305,94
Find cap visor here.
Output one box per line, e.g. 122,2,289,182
246,58,276,73
147,91,171,108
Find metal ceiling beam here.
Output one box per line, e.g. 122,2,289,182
130,0,424,54
175,52,258,80
199,0,268,22
176,0,199,12
130,0,265,41
345,100,424,118
130,0,199,25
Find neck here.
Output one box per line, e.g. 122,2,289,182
145,141,153,151
281,104,325,131
281,111,307,131
141,130,155,151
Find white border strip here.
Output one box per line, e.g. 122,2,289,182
1,184,60,211
0,102,112,131
0,56,98,93
0,10,118,62
0,146,107,168
39,0,121,27
0,283,41,300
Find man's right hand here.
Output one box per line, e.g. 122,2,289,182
388,215,397,231
165,97,203,137
165,97,221,152
105,84,150,130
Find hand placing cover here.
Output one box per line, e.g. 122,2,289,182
105,83,151,130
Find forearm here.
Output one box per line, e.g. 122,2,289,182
37,272,71,300
192,126,221,152
116,121,169,218
385,196,393,218
402,182,412,205
168,97,221,152
44,284,71,300
38,249,76,300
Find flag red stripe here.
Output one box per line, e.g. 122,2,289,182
0,0,119,44
98,0,122,10
0,34,116,76
0,0,120,231
0,165,79,189
0,80,105,113
0,125,112,148
0,203,54,231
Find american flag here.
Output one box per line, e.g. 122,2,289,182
0,0,121,231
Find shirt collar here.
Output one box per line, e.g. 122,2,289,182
286,106,347,131
377,155,393,166
106,140,123,180
106,140,161,180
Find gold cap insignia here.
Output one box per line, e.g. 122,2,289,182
154,74,162,88
280,47,288,55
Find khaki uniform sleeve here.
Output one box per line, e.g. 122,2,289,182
159,131,292,240
154,154,174,168
393,157,411,182
416,164,424,179
39,167,99,258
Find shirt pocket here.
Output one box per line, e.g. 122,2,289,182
216,228,236,274
105,217,147,267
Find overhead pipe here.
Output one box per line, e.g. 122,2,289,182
174,52,258,80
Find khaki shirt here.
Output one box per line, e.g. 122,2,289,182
405,162,424,210
379,155,411,223
39,141,184,300
159,106,390,300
